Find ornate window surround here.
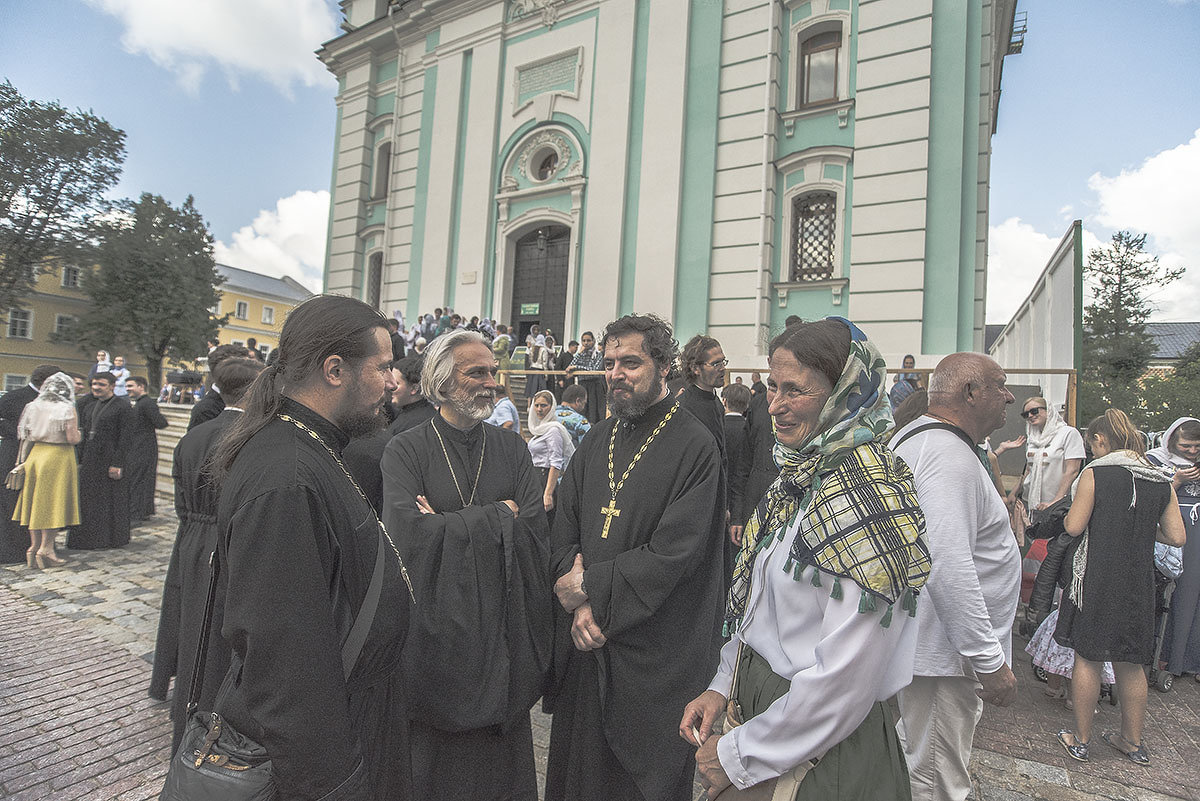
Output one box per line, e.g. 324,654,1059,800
775,146,852,306
780,2,854,135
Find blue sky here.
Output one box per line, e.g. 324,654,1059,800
2,0,1198,320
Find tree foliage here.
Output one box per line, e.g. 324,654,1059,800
1139,341,1200,432
68,194,227,389
0,80,125,310
1078,231,1184,423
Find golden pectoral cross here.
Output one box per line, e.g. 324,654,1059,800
600,500,621,538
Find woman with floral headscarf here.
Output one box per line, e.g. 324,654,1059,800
12,372,82,567
680,318,930,800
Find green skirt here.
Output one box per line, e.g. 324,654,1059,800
733,644,912,801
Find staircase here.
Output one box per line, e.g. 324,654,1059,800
154,404,193,505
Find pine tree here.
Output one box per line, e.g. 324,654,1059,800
1078,231,1183,422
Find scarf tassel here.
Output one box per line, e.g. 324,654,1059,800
810,567,822,587
879,604,893,628
831,577,843,601
900,587,918,617
858,593,877,614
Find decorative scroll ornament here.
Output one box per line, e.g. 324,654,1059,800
516,131,571,181
509,0,565,27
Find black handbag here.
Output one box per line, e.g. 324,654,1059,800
160,529,388,800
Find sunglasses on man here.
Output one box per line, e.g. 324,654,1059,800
1020,406,1046,419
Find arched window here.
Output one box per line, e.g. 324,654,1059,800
790,192,837,281
373,141,391,201
798,29,840,107
367,252,383,310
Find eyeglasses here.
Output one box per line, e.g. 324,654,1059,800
1020,407,1046,419
706,358,729,368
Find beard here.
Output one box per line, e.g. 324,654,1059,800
446,383,495,423
337,392,390,439
607,373,664,421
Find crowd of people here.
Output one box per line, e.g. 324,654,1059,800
0,355,169,568
3,294,1198,801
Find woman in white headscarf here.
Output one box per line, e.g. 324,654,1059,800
526,390,574,523
12,372,82,567
1011,396,1085,510
1147,416,1200,682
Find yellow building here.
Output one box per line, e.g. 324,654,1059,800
0,261,145,390
211,264,312,358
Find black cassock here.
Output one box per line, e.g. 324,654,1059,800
149,409,237,750
341,399,440,513
678,383,731,590
381,416,551,801
545,394,726,801
722,412,751,527
216,398,412,800
69,395,133,550
0,383,36,562
740,389,780,527
127,394,168,521
187,389,224,431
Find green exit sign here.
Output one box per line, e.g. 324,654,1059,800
520,303,540,315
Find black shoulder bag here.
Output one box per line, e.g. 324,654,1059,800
160,528,387,800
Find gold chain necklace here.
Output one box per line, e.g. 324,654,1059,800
431,417,486,507
600,403,678,538
278,413,415,603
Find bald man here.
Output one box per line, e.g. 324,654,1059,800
889,353,1022,801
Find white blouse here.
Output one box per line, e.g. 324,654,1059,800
707,512,919,789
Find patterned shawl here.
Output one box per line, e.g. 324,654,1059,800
724,318,931,634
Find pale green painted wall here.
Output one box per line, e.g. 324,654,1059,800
407,63,438,321
445,51,474,308
673,0,722,337
617,0,650,315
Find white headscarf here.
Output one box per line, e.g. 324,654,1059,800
1025,399,1066,449
18,372,78,441
527,390,575,466
1146,416,1200,470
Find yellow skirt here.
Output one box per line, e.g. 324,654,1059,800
13,441,81,530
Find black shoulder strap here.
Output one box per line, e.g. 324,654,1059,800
186,528,388,715
893,421,979,455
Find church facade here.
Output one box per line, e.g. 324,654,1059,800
319,0,1020,361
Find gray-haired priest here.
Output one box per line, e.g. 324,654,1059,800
545,314,727,801
381,330,552,801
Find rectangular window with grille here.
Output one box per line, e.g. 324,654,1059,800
790,192,837,281
8,309,32,339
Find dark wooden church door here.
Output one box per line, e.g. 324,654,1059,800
511,224,570,343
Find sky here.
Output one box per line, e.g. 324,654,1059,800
2,0,1198,323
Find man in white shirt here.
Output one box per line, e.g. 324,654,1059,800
892,352,1022,801
110,355,131,397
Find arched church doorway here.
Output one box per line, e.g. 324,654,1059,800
511,224,570,343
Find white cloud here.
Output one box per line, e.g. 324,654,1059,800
214,190,329,293
85,0,338,93
1088,128,1200,321
986,217,1106,325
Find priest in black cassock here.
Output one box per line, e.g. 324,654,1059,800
209,296,414,800
546,314,726,801
149,357,262,749
381,330,551,801
187,343,250,430
0,364,59,563
124,376,168,522
69,372,133,550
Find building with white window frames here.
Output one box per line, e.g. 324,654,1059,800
210,264,313,357
319,0,1023,361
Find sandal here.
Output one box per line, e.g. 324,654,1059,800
1043,685,1067,700
1101,731,1150,765
1057,730,1089,762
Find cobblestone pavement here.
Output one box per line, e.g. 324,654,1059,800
1,511,1197,800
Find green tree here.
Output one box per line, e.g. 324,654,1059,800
0,80,125,310
1139,341,1200,432
1078,231,1184,422
69,193,227,389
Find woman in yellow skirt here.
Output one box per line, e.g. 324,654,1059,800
13,372,81,567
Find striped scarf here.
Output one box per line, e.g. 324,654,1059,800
724,318,931,634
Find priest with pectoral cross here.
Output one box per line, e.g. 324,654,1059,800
381,330,552,801
545,314,727,801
